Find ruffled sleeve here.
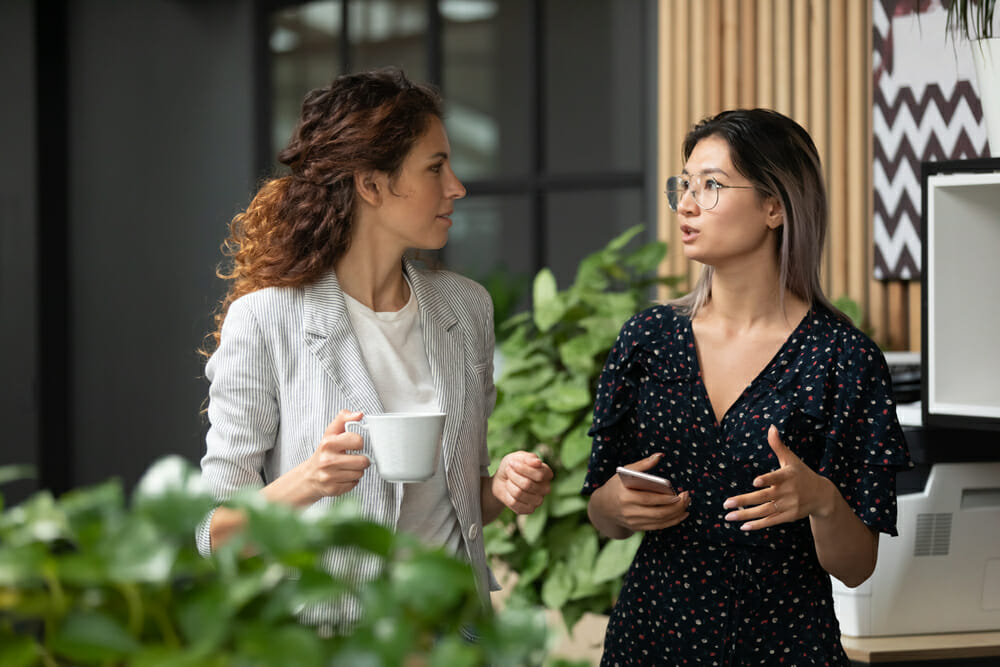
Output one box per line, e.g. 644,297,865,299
582,306,690,494
819,333,912,536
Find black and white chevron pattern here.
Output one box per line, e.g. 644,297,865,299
873,0,990,279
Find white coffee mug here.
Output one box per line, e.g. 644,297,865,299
346,413,446,483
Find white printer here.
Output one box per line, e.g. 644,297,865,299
833,398,1000,636
834,165,1000,636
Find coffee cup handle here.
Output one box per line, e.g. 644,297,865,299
344,421,371,463
345,421,367,436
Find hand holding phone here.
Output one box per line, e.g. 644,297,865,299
616,466,680,501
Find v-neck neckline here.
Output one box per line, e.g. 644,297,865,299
685,306,815,427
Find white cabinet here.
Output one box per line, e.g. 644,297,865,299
922,163,1000,430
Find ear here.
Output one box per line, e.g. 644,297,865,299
764,196,784,230
354,170,382,207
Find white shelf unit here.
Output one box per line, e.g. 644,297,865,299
924,170,1000,426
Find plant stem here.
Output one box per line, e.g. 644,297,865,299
117,582,144,636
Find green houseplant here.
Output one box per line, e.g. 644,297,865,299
0,458,555,667
945,0,1000,154
484,225,678,632
946,0,996,40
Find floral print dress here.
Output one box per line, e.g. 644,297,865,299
582,304,911,666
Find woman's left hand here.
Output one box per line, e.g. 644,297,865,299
722,424,835,531
492,451,554,514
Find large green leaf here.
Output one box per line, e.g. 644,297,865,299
0,465,35,487
49,610,143,662
605,224,645,252
391,550,476,615
549,495,587,517
557,336,599,376
532,269,564,332
498,365,556,395
518,500,548,546
551,468,588,498
107,518,178,583
428,635,481,667
484,522,516,556
572,253,611,292
624,240,668,273
0,633,38,667
0,543,47,586
527,411,575,441
543,379,592,413
234,622,327,667
540,560,573,610
559,421,594,469
516,548,549,587
592,533,643,585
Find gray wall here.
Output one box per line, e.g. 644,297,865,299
0,1,39,503
0,0,258,498
68,0,256,489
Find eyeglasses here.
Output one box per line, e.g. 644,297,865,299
665,174,755,211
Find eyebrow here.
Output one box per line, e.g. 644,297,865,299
680,167,731,177
426,151,449,162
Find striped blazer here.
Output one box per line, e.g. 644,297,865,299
197,257,498,618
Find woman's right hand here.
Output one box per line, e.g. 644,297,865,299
262,409,371,508
587,453,691,538
211,410,370,550
300,409,371,501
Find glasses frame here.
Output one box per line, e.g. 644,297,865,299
664,174,755,211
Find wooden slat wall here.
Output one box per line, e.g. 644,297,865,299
656,0,918,351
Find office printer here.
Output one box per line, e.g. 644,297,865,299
832,399,1000,636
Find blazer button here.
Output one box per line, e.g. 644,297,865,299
467,523,480,541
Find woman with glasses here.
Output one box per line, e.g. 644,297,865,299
197,67,553,630
583,108,910,665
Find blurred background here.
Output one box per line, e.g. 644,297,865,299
3,0,986,506
0,0,658,504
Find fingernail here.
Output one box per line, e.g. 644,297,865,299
752,478,763,487
652,452,664,459
724,512,737,522
740,524,752,531
723,499,735,509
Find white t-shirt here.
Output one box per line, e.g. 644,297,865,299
343,282,463,556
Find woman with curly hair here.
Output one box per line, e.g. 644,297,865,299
197,67,552,627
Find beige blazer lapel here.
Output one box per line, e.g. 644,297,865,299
302,270,385,418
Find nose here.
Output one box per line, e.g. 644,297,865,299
446,166,466,200
676,186,699,215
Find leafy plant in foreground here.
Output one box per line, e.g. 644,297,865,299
0,458,551,667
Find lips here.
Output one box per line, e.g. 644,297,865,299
680,224,699,242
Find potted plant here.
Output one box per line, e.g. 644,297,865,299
0,457,559,667
484,225,679,638
946,0,1000,154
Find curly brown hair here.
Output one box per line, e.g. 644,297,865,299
203,67,443,356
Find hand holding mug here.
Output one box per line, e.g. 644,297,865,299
301,410,371,502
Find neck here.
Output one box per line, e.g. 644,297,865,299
701,262,805,330
334,246,409,312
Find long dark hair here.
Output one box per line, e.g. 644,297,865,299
672,108,834,318
205,67,443,354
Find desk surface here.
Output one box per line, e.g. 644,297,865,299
842,631,1000,663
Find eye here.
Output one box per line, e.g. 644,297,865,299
678,178,691,190
703,178,722,191
429,163,443,174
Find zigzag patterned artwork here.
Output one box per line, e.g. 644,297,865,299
873,0,989,279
